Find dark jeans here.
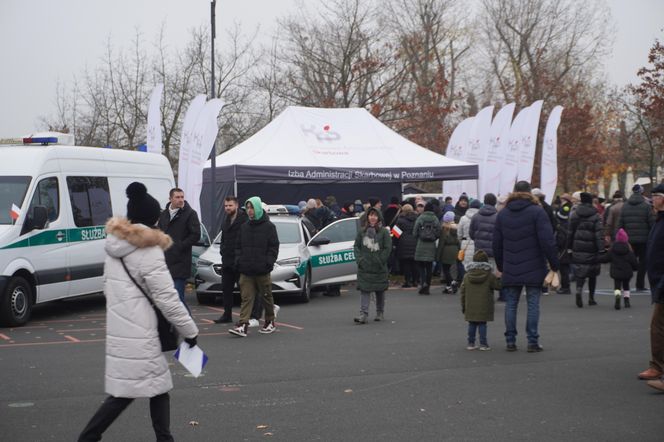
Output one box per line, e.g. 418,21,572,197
632,243,647,289
503,286,541,345
221,267,239,317
400,259,417,284
173,278,190,314
79,393,172,442
468,321,488,346
417,261,433,287
456,261,465,281
649,303,664,372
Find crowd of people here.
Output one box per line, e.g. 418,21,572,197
78,178,664,440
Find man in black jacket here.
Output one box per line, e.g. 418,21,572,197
642,184,664,389
213,196,248,324
618,184,656,291
157,188,201,313
229,196,280,337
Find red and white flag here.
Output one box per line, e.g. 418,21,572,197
10,203,21,221
391,225,403,238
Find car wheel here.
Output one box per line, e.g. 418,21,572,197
196,292,217,305
299,267,311,303
0,276,33,327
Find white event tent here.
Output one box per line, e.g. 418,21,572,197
201,106,477,230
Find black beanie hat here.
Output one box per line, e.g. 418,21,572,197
483,193,497,206
470,199,481,209
126,182,161,226
580,192,593,205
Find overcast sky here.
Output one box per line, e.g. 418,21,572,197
0,0,662,137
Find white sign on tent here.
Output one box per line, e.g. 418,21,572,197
464,106,494,198
517,100,543,183
485,103,515,197
540,105,563,204
178,95,208,192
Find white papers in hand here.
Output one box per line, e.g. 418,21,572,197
174,343,208,377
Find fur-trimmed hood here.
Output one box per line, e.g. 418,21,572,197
105,217,173,259
505,192,540,212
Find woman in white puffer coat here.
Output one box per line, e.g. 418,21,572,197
79,183,198,442
458,199,481,269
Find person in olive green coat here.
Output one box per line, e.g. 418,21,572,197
460,249,501,350
437,211,460,294
413,202,440,294
353,207,392,324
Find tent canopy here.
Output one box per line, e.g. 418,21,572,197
204,106,478,184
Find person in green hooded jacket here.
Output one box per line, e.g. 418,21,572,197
460,249,501,350
229,196,280,337
353,207,392,324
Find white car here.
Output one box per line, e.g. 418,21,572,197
194,213,360,303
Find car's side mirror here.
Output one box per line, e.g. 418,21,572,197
309,236,331,247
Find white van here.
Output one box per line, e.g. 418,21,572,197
0,136,175,326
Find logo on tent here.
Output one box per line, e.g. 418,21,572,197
300,124,341,143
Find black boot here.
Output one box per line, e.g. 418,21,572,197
575,287,583,308
588,293,597,306
624,297,631,308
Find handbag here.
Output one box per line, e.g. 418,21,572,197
457,240,469,261
120,258,179,352
544,269,561,289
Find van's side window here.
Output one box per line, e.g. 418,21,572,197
29,177,59,222
66,177,113,227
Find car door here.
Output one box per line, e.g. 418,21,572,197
307,218,359,287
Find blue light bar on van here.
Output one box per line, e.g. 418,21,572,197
23,137,58,145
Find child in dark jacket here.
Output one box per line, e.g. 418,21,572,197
603,228,638,309
460,249,501,350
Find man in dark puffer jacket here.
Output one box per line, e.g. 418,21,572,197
618,184,655,291
469,193,498,268
229,197,280,337
493,181,559,353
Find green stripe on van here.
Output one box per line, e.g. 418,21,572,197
0,226,107,250
310,250,355,268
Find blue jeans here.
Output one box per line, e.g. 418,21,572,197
173,278,190,314
504,286,541,345
468,321,488,346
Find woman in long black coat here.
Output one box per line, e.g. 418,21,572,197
395,204,418,287
568,192,605,308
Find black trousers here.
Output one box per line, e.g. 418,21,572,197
399,258,417,284
78,393,173,442
222,267,239,317
614,278,631,291
417,261,433,287
559,263,571,290
632,243,647,289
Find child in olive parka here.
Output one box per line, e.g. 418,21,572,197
460,249,501,350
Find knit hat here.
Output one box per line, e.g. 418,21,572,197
514,181,531,193
442,211,455,223
632,184,644,194
126,182,161,226
473,249,489,262
615,228,629,244
298,200,307,210
532,188,545,198
483,193,497,206
458,193,469,202
306,198,317,209
469,199,481,209
572,191,582,202
424,202,435,212
560,193,573,204
556,203,572,220
580,192,593,204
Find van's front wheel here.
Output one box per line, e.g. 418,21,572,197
1,276,32,327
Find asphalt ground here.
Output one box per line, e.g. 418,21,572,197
0,266,662,441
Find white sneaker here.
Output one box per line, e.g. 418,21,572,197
466,344,478,351
259,321,276,334
248,318,260,328
274,304,280,319
479,345,492,351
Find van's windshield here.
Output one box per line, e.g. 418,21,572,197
0,176,31,225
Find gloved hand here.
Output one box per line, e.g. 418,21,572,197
184,336,198,348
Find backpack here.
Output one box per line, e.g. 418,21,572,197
419,218,440,242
